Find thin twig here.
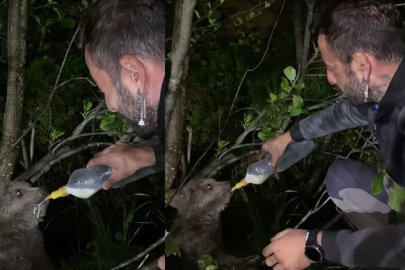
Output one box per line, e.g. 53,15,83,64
187,126,192,164
218,142,262,161
51,131,135,154
222,0,285,132
30,142,112,183
0,24,82,164
110,236,165,270
30,124,35,163
295,191,332,228
72,101,106,136
21,138,29,170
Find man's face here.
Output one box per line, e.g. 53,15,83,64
85,50,158,139
318,35,366,105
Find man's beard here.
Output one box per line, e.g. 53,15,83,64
115,80,158,140
340,67,386,106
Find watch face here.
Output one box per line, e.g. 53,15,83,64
305,246,322,262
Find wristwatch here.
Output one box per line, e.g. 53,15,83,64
304,229,324,263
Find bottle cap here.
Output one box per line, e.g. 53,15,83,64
43,186,69,201
231,178,248,191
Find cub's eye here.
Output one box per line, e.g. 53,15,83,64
15,189,23,198
207,184,212,190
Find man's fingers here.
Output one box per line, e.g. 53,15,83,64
102,178,114,190
271,229,291,242
258,150,268,161
262,243,274,257
273,264,285,270
265,255,278,267
158,255,165,270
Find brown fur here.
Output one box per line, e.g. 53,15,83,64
169,178,258,270
0,180,53,270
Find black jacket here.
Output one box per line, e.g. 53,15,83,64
289,58,405,269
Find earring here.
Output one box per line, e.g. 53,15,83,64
138,90,146,127
363,77,369,103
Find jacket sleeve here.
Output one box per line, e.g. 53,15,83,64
321,223,405,269
290,99,369,141
151,140,164,171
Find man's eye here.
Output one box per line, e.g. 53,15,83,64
207,184,212,190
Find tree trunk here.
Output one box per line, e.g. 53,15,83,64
165,0,196,127
0,0,28,181
165,77,187,189
165,0,196,189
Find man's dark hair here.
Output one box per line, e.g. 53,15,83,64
318,0,405,65
83,0,164,77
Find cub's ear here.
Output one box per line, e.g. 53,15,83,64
166,189,186,210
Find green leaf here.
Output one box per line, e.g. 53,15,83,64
194,10,200,19
209,9,220,25
220,0,225,3
52,7,61,18
281,77,289,91
85,101,93,112
292,95,304,107
289,107,303,116
245,113,252,123
198,255,215,270
114,232,123,242
236,17,243,25
247,11,256,19
280,92,288,99
388,181,405,213
81,0,88,7
294,82,305,91
218,140,230,149
34,16,41,25
165,235,181,257
283,66,297,82
61,18,76,29
371,170,385,196
67,107,75,116
206,265,218,270
270,93,277,102
265,1,271,7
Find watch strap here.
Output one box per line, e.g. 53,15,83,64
306,229,320,246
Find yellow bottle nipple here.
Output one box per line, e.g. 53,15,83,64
231,178,248,192
43,186,69,201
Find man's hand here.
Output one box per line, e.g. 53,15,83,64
158,255,165,270
259,132,293,170
262,228,322,270
87,142,156,190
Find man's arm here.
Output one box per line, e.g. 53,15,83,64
290,99,369,141
322,223,405,269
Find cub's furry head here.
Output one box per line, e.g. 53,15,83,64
0,180,48,227
168,178,232,217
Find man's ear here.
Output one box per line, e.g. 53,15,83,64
351,52,372,81
119,55,146,94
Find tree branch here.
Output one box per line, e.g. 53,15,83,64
30,142,112,183
72,101,106,136
295,190,331,228
165,0,197,127
110,236,165,270
30,124,35,163
0,0,28,181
